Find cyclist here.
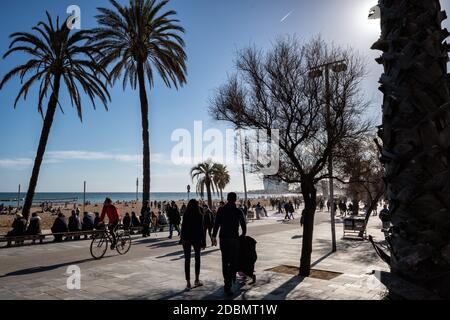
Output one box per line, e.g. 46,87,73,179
100,197,120,249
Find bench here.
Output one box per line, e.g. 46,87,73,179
0,234,46,247
0,230,104,248
128,225,169,234
58,230,104,241
343,217,367,239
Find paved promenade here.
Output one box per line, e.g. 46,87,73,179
0,210,388,300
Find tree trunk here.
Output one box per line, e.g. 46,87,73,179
137,62,151,206
373,0,450,297
22,73,62,219
220,188,224,202
359,188,385,238
299,175,317,277
206,180,213,209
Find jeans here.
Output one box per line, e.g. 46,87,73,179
182,241,202,281
169,224,180,238
108,221,119,246
142,224,150,237
220,238,239,290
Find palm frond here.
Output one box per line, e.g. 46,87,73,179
0,13,111,120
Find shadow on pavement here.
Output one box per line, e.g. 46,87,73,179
262,275,305,300
0,256,113,278
311,251,334,267
168,249,221,262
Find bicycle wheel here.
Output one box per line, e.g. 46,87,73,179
115,228,132,255
90,233,108,259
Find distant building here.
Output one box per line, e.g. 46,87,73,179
263,176,289,193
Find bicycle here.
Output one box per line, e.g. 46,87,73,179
90,223,132,259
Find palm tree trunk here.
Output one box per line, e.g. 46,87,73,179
299,175,317,276
206,180,213,209
374,0,450,297
22,73,62,219
137,61,151,206
220,188,224,202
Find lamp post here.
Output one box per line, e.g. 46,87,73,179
238,128,248,205
309,59,347,253
136,178,139,202
17,184,21,208
83,181,86,215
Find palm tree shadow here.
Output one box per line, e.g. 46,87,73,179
156,250,185,259
169,249,221,261
0,256,113,278
311,251,334,267
262,276,305,300
147,240,180,249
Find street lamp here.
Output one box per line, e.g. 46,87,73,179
309,59,347,253
368,5,381,20
238,128,248,206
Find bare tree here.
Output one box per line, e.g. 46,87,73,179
334,136,385,231
210,36,372,276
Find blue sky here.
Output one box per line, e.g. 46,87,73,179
0,0,448,192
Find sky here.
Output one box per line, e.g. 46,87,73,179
0,0,449,193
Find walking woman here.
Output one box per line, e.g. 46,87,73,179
180,199,206,291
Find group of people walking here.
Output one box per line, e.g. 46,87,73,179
5,193,253,297
181,192,249,295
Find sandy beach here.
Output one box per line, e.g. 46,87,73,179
0,197,282,234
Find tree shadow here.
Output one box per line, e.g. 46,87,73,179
261,275,305,300
313,238,381,266
156,248,220,260
169,249,221,261
147,240,180,249
0,256,113,278
311,251,334,267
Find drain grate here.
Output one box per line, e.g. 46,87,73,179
266,265,343,280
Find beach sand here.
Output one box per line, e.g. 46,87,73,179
1,197,279,234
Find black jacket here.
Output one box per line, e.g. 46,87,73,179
68,215,82,232
26,217,42,235
123,215,131,229
212,203,247,239
52,216,69,233
181,208,205,246
82,214,94,231
203,208,214,229
168,207,181,225
7,217,27,237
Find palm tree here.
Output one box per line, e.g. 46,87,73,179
92,0,187,208
213,163,230,202
0,13,110,219
373,0,450,297
191,161,218,209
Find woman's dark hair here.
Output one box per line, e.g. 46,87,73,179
184,199,201,216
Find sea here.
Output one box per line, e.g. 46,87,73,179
0,192,298,206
